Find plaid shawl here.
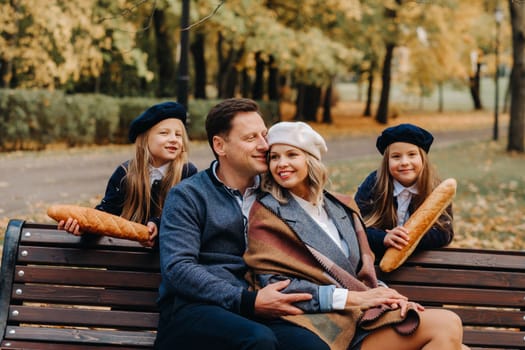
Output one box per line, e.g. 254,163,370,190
245,193,419,350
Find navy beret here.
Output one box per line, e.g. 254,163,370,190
376,123,434,154
128,101,187,143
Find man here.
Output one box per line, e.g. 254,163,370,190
155,98,323,349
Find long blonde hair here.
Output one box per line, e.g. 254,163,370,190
121,127,190,223
261,151,328,205
364,145,451,230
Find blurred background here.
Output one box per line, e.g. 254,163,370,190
0,0,522,150
1,0,524,250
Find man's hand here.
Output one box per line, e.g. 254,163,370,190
254,279,312,318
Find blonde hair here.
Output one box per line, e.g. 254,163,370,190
261,150,328,205
364,145,451,230
121,126,190,223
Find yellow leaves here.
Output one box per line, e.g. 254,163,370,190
0,0,153,88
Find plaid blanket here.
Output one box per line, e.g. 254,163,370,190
245,194,419,350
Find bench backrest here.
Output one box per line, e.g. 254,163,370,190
1,220,160,349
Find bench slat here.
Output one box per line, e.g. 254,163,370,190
20,225,146,250
16,246,159,270
463,329,525,348
7,306,158,329
389,284,525,308
10,283,158,310
379,266,525,289
403,249,525,271
439,307,525,328
14,266,161,289
3,326,155,347
1,340,148,350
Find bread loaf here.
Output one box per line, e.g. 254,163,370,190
379,178,457,272
47,204,150,243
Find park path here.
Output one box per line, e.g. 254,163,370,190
0,127,492,219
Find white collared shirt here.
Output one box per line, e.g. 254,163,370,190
211,161,260,245
393,180,419,225
149,163,169,185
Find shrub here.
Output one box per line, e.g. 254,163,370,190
0,89,280,151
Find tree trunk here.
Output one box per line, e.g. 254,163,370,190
294,83,306,121
363,58,376,117
503,75,511,113
268,55,279,101
508,1,525,152
241,68,251,97
469,62,483,110
322,83,333,124
252,51,265,100
190,32,207,99
302,85,322,122
375,42,395,124
153,9,177,97
217,32,224,98
221,48,244,98
438,82,444,113
375,1,401,124
2,0,19,88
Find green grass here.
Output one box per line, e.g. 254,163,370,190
337,76,508,112
327,138,525,251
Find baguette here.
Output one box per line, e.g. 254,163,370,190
47,204,150,243
379,178,457,272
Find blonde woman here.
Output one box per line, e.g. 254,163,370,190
59,101,197,246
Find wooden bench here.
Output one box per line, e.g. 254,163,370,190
0,220,160,349
1,219,524,349
376,248,525,350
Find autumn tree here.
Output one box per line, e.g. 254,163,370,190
400,2,473,112
0,0,152,91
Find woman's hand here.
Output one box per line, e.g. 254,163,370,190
346,287,408,310
384,226,409,250
394,299,425,317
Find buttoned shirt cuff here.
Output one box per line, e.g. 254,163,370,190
319,285,335,312
332,288,348,310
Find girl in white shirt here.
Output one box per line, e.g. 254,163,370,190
58,101,197,246
355,123,453,258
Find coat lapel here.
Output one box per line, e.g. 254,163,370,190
275,196,355,273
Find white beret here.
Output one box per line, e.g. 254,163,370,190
267,121,327,160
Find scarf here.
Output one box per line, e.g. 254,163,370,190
244,193,419,350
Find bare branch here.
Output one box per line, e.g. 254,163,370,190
96,0,151,24
182,0,225,31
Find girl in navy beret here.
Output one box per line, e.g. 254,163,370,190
354,123,453,259
59,101,197,247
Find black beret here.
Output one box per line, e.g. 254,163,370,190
128,101,187,143
376,123,434,154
